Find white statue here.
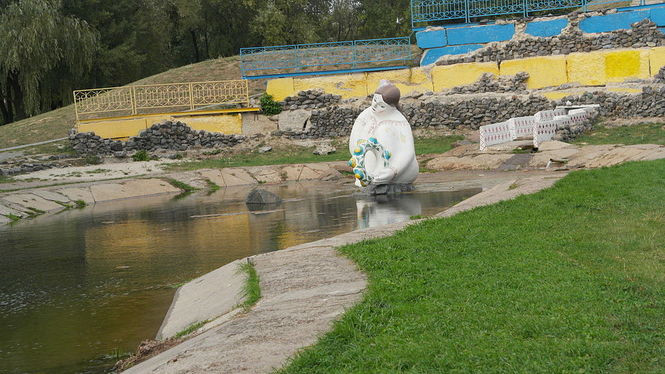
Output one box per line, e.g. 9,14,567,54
348,81,418,192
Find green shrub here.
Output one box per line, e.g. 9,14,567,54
132,150,150,162
259,93,282,116
84,154,102,165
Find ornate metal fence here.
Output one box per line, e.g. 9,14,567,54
411,0,647,26
240,37,413,79
73,80,249,121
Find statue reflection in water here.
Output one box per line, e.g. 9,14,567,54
356,194,422,229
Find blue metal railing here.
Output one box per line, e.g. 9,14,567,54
411,0,648,27
239,37,413,79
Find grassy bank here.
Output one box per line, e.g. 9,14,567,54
575,122,665,145
169,136,462,171
281,159,665,373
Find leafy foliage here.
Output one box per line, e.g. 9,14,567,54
259,93,283,116
0,0,413,126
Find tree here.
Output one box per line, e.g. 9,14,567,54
0,0,97,124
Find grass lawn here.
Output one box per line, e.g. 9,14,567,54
170,136,462,171
280,159,665,373
575,123,665,146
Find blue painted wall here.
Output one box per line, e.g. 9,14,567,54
416,29,447,49
651,7,665,26
525,18,568,37
447,24,515,45
421,44,484,66
579,10,649,33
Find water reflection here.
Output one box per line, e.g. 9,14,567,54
356,194,422,229
0,181,480,374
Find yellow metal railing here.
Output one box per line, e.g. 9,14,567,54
73,80,250,121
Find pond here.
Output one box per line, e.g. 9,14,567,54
0,181,480,373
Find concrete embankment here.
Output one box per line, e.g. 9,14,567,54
0,161,344,225
122,171,566,373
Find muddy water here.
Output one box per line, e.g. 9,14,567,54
0,181,480,373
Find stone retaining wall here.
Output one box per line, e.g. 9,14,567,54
71,121,246,156
282,89,342,110
436,18,664,66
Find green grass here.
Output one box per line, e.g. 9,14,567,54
173,320,210,339
165,178,198,193
280,159,665,373
239,261,261,311
414,135,463,155
0,175,15,184
169,143,348,171
205,179,221,193
3,213,21,222
575,123,665,146
170,136,463,172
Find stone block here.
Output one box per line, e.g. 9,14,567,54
447,23,515,45
567,51,607,85
2,194,64,213
78,118,148,140
605,49,650,82
650,46,665,76
580,10,649,33
420,44,484,66
221,168,257,187
56,187,95,204
185,114,243,135
652,7,665,26
293,73,368,99
500,55,568,89
431,62,499,91
366,68,433,96
278,109,311,132
197,170,226,187
525,18,568,37
416,29,448,49
266,78,295,102
31,190,71,204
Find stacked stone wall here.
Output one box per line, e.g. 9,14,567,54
436,18,664,66
282,89,342,110
71,121,246,156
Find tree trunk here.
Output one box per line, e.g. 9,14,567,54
8,71,26,121
190,29,200,62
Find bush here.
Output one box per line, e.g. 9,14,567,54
84,154,102,165
132,150,150,162
260,93,282,115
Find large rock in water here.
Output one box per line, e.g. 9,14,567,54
245,189,282,211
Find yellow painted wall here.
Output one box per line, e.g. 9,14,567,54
567,49,650,85
78,118,148,139
293,73,368,99
605,49,650,82
431,62,499,91
366,68,434,96
500,55,568,89
263,47,662,101
266,77,295,101
567,51,606,85
650,46,665,76
78,113,243,139
184,114,243,134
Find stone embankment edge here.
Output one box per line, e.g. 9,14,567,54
122,172,566,374
0,161,345,225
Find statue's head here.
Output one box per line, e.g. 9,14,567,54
372,81,400,114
